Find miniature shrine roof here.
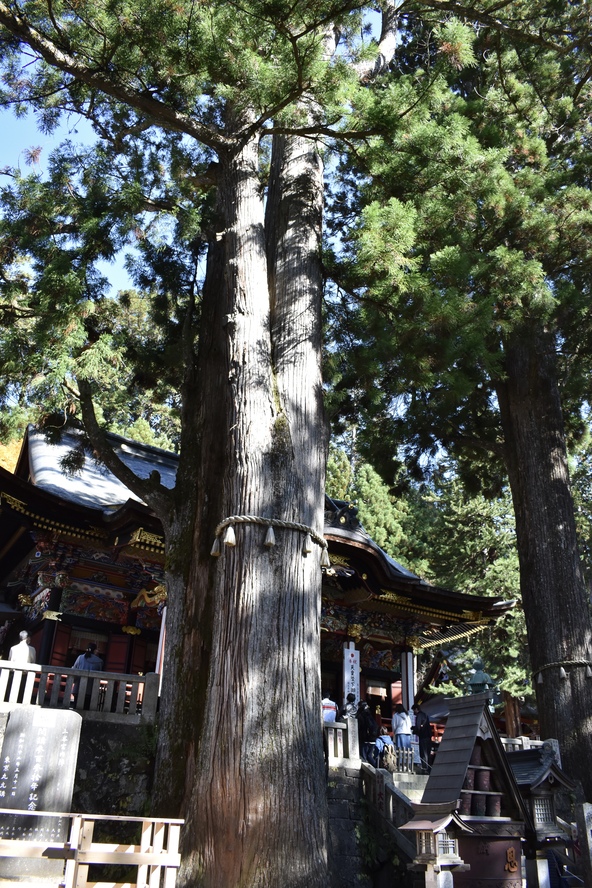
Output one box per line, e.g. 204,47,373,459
507,747,576,792
421,693,528,820
399,801,474,834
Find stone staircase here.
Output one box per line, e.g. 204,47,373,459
327,763,429,888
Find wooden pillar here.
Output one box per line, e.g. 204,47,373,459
575,802,592,888
401,649,415,710
524,853,551,888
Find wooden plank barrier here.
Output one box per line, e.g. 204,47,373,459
0,809,184,887
0,661,159,724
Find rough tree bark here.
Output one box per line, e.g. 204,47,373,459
497,321,592,799
153,125,329,888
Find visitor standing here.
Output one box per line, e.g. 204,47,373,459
72,643,103,709
392,703,412,749
412,703,432,772
356,701,379,764
9,630,37,664
321,691,339,722
340,692,357,720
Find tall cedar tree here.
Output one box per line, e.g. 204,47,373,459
0,2,400,886
327,7,592,797
1,1,591,883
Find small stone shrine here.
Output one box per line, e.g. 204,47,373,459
0,707,82,881
400,693,533,888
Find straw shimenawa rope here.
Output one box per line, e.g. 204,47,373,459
533,660,592,683
210,514,331,566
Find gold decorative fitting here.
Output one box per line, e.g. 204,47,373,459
329,555,351,567
131,585,167,609
379,590,462,621
461,610,482,621
122,625,141,635
0,492,27,512
348,624,364,642
42,611,62,621
380,591,412,604
130,527,165,548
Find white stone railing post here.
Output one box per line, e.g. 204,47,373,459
324,720,361,765
0,660,158,723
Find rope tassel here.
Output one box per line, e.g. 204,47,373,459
211,514,330,566
532,659,592,683
223,525,236,547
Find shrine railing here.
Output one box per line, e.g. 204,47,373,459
360,763,418,860
0,808,183,887
0,661,159,724
324,721,425,775
324,719,360,764
500,736,544,753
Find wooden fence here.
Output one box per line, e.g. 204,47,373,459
0,809,183,887
0,660,159,723
324,721,426,775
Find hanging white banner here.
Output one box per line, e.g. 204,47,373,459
342,641,360,706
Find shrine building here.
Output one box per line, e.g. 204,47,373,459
0,426,513,722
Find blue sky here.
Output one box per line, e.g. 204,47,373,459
0,107,133,292
0,107,92,171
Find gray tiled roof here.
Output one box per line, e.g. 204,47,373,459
507,748,576,791
422,694,492,806
26,427,177,511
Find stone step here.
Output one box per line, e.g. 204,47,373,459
390,772,429,803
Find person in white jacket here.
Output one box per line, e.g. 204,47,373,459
392,703,412,749
9,630,37,664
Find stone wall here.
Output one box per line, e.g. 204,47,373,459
73,719,155,815
327,765,417,888
328,764,373,888
0,709,154,816
0,707,414,886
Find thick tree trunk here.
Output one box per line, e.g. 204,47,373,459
496,322,592,798
502,690,522,738
153,128,329,888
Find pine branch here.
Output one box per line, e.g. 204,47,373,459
413,0,575,52
0,1,230,150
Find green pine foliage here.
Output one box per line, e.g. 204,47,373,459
326,10,592,489
327,443,409,557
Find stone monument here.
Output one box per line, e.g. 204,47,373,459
0,707,82,882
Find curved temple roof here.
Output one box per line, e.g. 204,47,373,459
0,427,515,633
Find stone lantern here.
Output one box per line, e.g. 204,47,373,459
399,801,471,888
467,658,495,704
